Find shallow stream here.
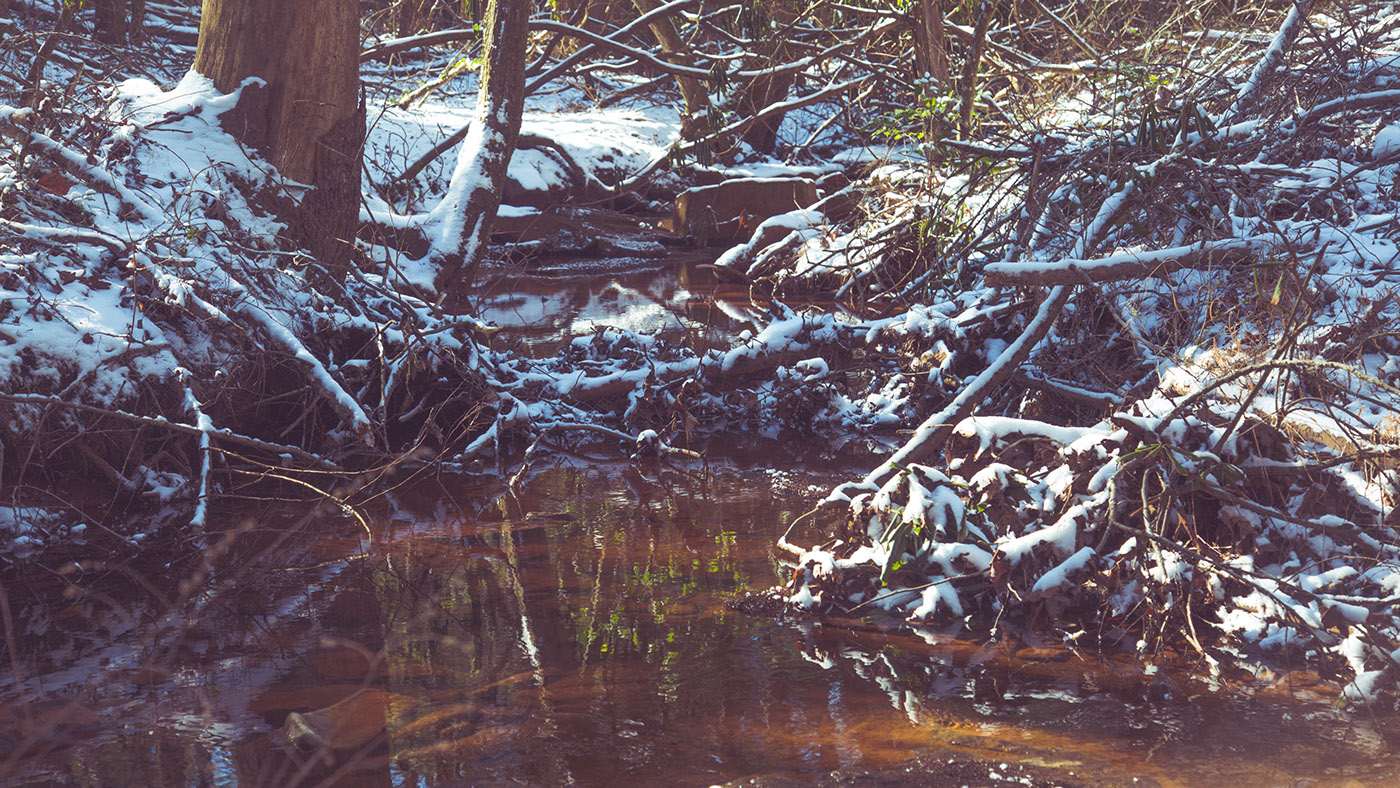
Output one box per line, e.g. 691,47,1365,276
3,262,1397,786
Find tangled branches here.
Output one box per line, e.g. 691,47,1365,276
776,1,1400,706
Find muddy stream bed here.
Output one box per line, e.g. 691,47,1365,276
3,259,1397,786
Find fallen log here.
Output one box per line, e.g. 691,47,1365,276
982,237,1271,287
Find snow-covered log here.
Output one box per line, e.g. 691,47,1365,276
982,238,1271,286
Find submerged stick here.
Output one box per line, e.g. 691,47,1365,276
0,392,334,468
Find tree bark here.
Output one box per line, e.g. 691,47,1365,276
911,0,949,87
93,0,128,43
430,0,530,295
193,0,362,271
735,1,810,153
92,0,149,43
394,0,435,38
981,238,1266,287
959,0,997,140
630,0,712,139
555,0,628,29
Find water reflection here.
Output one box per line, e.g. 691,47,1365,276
476,259,769,356
2,461,1396,786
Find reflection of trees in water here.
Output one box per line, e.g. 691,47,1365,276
6,463,1392,784
473,263,772,356
6,464,956,785
350,464,803,783
792,624,1386,779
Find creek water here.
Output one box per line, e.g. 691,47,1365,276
2,262,1397,786
475,255,760,355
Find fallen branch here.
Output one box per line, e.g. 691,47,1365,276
893,284,1071,468
0,217,130,256
177,371,214,528
0,106,164,225
1013,368,1122,409
1225,0,1318,121
1288,89,1400,130
982,237,1271,287
0,392,334,468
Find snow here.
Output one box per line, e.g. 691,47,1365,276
714,207,825,272
431,103,508,272
910,581,964,620
1225,0,1306,120
953,416,1102,453
366,89,678,212
1031,547,1097,594
1374,122,1400,159
883,285,1071,473
773,5,1400,706
997,504,1082,565
983,237,1275,282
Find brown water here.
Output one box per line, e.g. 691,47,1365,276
476,257,763,356
3,264,1398,786
3,457,1396,786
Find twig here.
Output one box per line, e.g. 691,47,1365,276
1022,0,1100,60
1225,0,1318,121
0,392,334,468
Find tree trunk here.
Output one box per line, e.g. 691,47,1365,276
734,63,792,154
430,0,530,295
93,0,128,43
732,1,806,154
959,0,998,140
92,0,146,43
394,0,435,38
911,0,949,144
911,0,949,87
193,0,362,271
630,0,712,139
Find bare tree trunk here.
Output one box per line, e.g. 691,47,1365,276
93,0,145,42
733,1,806,154
430,0,530,295
630,0,712,139
911,0,949,86
731,56,792,154
93,0,128,43
193,0,362,272
21,1,72,109
395,0,435,38
959,0,997,140
911,0,949,144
